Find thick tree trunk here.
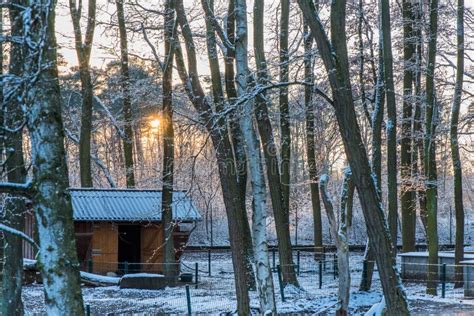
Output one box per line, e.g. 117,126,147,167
1,3,27,314
298,1,409,313
303,21,323,257
253,0,298,287
25,1,85,313
174,2,254,311
235,1,276,312
451,0,464,289
201,0,256,292
115,0,135,188
401,0,416,253
380,0,398,247
69,0,96,187
220,0,256,291
360,28,385,292
161,0,176,283
424,0,440,296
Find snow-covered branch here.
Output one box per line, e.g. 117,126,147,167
201,0,235,54
0,180,33,197
93,95,126,139
236,80,333,107
0,223,38,249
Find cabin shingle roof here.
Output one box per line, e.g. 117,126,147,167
69,188,201,222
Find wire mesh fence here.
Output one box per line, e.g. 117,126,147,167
74,251,474,314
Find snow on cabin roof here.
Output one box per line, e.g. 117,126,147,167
69,188,202,222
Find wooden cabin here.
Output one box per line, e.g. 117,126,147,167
24,188,201,275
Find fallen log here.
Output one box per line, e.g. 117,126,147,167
23,259,119,286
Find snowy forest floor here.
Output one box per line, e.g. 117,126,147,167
23,252,474,315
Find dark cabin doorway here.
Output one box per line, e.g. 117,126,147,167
118,225,141,274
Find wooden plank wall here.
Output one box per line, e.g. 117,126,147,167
22,211,36,260
141,224,164,273
92,222,118,273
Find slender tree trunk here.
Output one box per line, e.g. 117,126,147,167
413,2,427,234
279,0,291,249
298,1,409,313
161,0,176,283
357,0,372,126
401,0,416,253
360,25,385,292
69,0,96,187
1,4,27,314
115,0,135,188
451,0,464,288
25,1,85,313
380,0,398,247
424,0,439,296
235,1,276,312
0,8,3,312
253,0,298,287
320,170,352,316
303,21,323,257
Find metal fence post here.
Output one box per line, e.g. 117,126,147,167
185,285,192,315
441,263,446,298
208,249,211,276
323,247,326,271
333,254,337,279
195,262,199,289
272,249,276,271
277,265,285,302
124,261,129,274
319,260,323,289
297,251,300,276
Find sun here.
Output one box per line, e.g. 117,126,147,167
149,118,160,129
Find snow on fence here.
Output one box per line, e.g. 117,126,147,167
24,251,474,314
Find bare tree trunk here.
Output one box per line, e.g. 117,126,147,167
298,1,409,313
161,0,176,283
235,1,276,312
380,0,398,247
1,3,27,313
0,8,3,312
253,0,298,287
279,0,291,248
451,0,464,289
69,0,96,187
357,0,371,126
413,2,427,234
303,20,323,257
174,1,254,311
25,1,85,313
320,171,352,316
221,0,256,291
424,0,439,296
115,0,135,188
401,0,416,253
360,24,385,292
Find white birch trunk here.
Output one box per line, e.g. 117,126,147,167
320,172,351,315
234,0,276,313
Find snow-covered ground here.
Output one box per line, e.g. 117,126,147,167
23,252,474,315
